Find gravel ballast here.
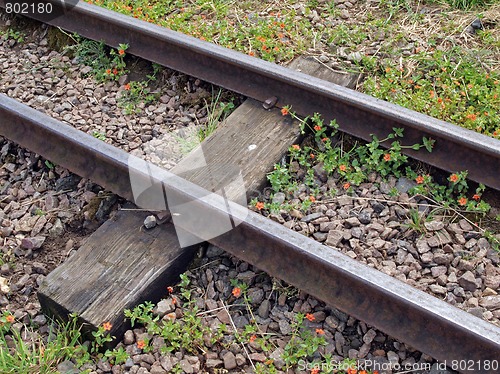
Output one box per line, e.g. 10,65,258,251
1,12,498,374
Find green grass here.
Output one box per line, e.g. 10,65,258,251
0,313,89,374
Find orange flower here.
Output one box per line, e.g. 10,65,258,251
106,69,111,74
165,312,176,320
310,153,315,159
449,174,459,183
315,328,325,335
339,164,347,172
347,368,357,374
415,175,424,184
5,315,14,323
102,322,112,331
118,49,125,56
249,335,257,343
255,201,265,210
314,125,322,131
167,286,174,294
291,144,300,151
466,113,477,121
343,182,350,190
383,153,391,162
309,196,316,202
322,137,328,142
232,287,242,298
281,107,289,116
172,297,177,304
473,194,480,201
124,83,131,91
248,51,255,56
429,90,435,98
458,197,467,206
311,368,320,374
305,313,315,322
137,340,146,349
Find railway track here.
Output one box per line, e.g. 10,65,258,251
0,1,499,373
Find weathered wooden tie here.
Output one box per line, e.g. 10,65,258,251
38,56,359,337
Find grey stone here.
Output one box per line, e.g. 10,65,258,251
458,271,477,292
429,284,447,295
144,215,157,229
278,319,292,335
21,236,45,250
258,299,271,319
363,329,377,344
150,363,167,374
326,230,344,247
395,177,417,193
57,360,79,374
424,220,444,231
427,231,453,247
325,315,340,331
32,314,47,327
358,210,371,224
154,298,175,316
272,192,286,205
301,212,324,223
345,217,360,228
233,315,249,328
223,351,237,370
179,359,194,373
479,295,500,310
247,287,264,305
123,330,135,345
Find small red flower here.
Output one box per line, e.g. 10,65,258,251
310,153,315,159
124,83,131,91
321,137,328,142
415,175,424,184
255,201,265,210
383,153,391,162
137,340,146,349
314,125,322,131
106,69,111,74
343,182,350,190
112,68,118,75
5,315,14,323
309,196,316,203
305,313,315,322
339,164,347,172
449,174,459,183
291,144,300,151
473,194,481,201
102,322,112,331
315,328,325,335
171,297,177,305
281,107,289,116
458,197,467,206
167,286,174,294
118,49,125,56
232,287,242,298
249,335,257,343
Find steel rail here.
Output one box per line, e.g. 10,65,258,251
0,0,499,190
1,95,499,373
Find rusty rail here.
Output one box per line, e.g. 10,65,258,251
1,94,499,373
0,0,499,190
